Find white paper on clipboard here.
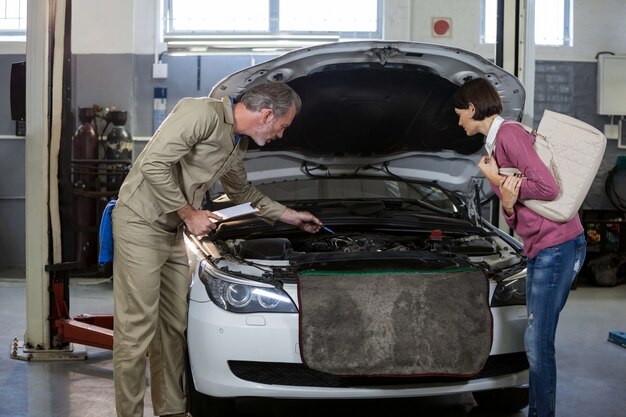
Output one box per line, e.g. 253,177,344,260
211,202,259,223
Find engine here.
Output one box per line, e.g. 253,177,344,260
230,232,499,261
292,234,424,253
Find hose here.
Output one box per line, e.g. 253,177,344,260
605,166,626,212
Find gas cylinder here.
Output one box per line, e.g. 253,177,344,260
72,107,98,266
72,107,98,161
105,110,132,190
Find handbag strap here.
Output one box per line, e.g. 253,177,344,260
488,120,520,157
502,120,546,141
492,120,538,178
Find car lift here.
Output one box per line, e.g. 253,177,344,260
9,0,114,361
11,261,114,361
49,263,114,351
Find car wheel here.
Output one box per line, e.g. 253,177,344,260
188,389,235,417
185,363,236,417
472,387,529,412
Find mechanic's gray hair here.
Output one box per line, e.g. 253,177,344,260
237,82,302,116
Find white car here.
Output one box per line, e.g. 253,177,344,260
185,40,529,417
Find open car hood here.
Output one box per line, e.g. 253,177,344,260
209,40,525,194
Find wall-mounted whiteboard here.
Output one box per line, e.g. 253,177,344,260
597,54,626,115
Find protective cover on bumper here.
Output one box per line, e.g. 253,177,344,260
297,268,492,377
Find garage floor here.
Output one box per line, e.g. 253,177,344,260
1,274,625,417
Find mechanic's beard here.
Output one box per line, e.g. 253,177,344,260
252,122,276,146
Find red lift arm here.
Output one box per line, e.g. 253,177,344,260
51,276,114,351
55,314,113,350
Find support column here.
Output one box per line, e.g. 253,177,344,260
13,0,86,361
494,0,529,236
521,0,536,125
21,0,52,357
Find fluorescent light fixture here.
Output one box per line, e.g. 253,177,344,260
165,34,339,55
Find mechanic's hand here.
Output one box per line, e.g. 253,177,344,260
500,175,522,216
177,205,223,235
279,208,322,234
478,156,503,186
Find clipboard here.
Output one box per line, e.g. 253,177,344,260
211,202,259,223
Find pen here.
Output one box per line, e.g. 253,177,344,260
322,226,335,234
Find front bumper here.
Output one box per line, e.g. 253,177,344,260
187,279,528,399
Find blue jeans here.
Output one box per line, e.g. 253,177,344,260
525,233,586,417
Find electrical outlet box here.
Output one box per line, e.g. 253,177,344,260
604,123,619,139
152,63,168,79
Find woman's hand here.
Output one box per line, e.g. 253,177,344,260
500,175,522,215
478,156,503,186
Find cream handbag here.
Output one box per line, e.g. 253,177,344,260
495,110,606,222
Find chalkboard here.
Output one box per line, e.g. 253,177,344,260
597,54,626,116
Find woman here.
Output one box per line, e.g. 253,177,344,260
452,77,586,417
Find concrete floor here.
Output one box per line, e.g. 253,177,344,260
1,275,625,417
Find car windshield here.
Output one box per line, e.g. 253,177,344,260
255,178,458,214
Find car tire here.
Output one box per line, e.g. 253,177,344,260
472,387,529,412
185,360,236,417
188,388,235,417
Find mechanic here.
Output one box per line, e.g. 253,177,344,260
111,81,322,417
452,77,585,417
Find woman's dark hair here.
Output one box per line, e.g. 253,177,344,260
452,78,503,120
238,81,302,117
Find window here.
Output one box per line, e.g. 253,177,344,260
482,0,572,46
0,0,27,36
168,0,270,33
278,0,379,33
164,0,382,53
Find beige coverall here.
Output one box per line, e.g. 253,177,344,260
112,96,285,417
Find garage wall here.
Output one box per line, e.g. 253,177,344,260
0,52,26,269
386,0,626,62
0,136,25,269
0,0,625,270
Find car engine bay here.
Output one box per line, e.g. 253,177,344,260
203,229,525,281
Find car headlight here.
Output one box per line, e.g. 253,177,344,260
198,263,298,313
491,269,527,307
